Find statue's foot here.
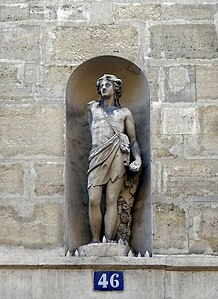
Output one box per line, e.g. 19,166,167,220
90,240,100,244
106,239,116,243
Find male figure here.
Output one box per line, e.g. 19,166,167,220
87,74,141,243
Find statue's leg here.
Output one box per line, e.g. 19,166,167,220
88,185,103,242
105,176,125,241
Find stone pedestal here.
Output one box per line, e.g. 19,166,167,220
0,248,217,299
77,243,130,257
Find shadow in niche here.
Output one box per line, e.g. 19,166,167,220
65,56,151,255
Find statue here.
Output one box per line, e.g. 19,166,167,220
86,74,142,244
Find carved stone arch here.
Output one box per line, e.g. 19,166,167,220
65,55,152,255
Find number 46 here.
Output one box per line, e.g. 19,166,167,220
98,273,120,288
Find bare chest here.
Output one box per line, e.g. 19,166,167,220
90,106,127,146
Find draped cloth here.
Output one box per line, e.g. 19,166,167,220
87,134,126,189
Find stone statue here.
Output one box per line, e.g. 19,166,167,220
86,74,142,244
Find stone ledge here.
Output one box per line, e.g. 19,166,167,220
0,248,217,271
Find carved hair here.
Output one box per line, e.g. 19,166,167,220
96,74,122,107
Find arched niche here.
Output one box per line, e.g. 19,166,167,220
65,55,151,255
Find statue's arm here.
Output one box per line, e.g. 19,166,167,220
125,110,142,172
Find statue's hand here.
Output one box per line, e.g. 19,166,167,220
129,158,141,172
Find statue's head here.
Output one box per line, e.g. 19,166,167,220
96,74,122,107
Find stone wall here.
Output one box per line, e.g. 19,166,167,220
0,0,218,255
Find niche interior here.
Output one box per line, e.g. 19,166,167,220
65,55,151,255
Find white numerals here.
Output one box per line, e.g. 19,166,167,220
98,273,120,289
98,273,108,288
110,273,120,288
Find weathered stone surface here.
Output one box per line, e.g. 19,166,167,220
163,160,218,196
29,3,90,21
0,268,166,299
0,105,64,157
150,24,218,59
18,63,42,84
162,4,218,20
196,65,218,100
47,26,139,63
0,256,217,298
0,64,18,84
184,105,218,159
189,204,218,254
90,1,113,25
36,65,74,100
78,243,130,257
165,269,218,299
0,84,33,101
164,66,195,102
0,164,24,195
184,105,218,157
0,26,40,62
57,3,90,21
151,106,184,158
147,67,159,102
162,108,198,135
114,3,161,20
34,163,64,196
153,203,188,254
0,4,29,22
151,161,161,196
0,203,63,248
198,105,218,134
184,135,218,158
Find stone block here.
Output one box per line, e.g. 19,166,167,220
34,163,64,196
0,61,34,101
161,4,218,21
90,1,113,25
0,164,24,195
189,203,218,254
151,106,184,158
0,64,18,84
36,65,74,100
162,108,198,135
146,67,159,102
29,5,57,21
29,3,90,21
18,63,42,84
184,135,218,158
0,26,40,62
0,0,40,3
151,161,160,196
198,105,218,134
0,203,63,248
165,269,218,299
0,4,29,22
185,105,218,157
0,268,166,299
153,203,188,254
0,105,64,157
163,160,218,197
196,65,218,100
0,84,33,101
150,24,218,59
164,66,195,102
57,3,90,21
114,3,161,21
47,25,139,63
152,131,184,158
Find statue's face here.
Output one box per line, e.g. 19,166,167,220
99,79,114,99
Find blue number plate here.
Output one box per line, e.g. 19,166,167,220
94,271,124,291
